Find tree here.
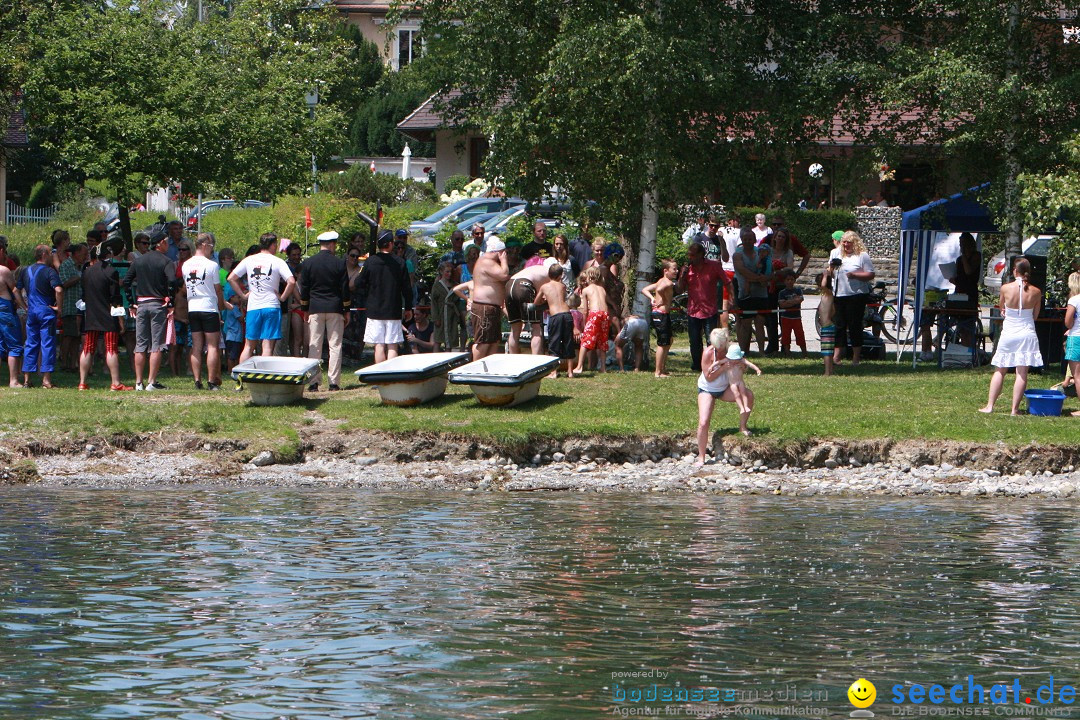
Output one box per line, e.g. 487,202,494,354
20,0,356,245
861,1,1080,271
414,0,875,313
1019,132,1080,299
345,66,436,158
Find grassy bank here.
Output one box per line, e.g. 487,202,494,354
2,355,1076,450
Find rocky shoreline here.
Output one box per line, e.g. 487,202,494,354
6,427,1080,498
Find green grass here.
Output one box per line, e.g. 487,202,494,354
3,353,1076,448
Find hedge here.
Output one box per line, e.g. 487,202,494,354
733,207,856,253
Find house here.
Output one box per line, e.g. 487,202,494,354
396,91,489,194
2,106,30,224
334,0,423,71
397,92,962,206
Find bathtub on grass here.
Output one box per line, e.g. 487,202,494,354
448,353,560,407
355,352,471,406
231,357,322,406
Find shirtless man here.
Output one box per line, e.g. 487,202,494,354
0,263,27,386
641,259,677,377
470,236,510,360
534,263,574,377
506,258,555,355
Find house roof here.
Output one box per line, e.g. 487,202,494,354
3,107,29,149
397,90,460,132
398,92,947,149
333,0,399,12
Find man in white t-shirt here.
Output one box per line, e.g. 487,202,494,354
227,233,296,363
719,217,741,329
183,232,227,390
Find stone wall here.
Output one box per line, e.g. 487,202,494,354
854,206,902,256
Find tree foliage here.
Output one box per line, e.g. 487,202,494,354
20,0,359,204
345,66,437,158
855,1,1080,259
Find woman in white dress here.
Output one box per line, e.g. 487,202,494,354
979,258,1043,415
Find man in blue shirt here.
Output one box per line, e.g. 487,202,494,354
18,244,63,388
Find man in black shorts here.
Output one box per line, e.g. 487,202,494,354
505,259,555,355
182,233,226,389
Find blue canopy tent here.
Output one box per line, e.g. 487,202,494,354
896,185,997,366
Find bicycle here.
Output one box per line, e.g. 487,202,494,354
815,281,914,348
933,305,990,368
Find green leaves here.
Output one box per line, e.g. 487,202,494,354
19,0,357,201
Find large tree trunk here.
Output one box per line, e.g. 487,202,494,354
1002,0,1022,284
632,173,659,317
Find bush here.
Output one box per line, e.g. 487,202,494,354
380,201,441,235
320,164,437,205
25,181,56,209
654,225,689,270
442,174,470,195
201,207,273,252
734,206,856,253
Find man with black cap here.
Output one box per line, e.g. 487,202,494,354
356,231,412,364
301,230,350,391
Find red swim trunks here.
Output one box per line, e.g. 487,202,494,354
581,310,610,351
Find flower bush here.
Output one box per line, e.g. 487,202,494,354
438,177,490,205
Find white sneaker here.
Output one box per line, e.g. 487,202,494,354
135,382,145,391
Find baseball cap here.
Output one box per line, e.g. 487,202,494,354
395,229,409,237
486,237,506,253
504,238,522,248
317,230,339,243
831,230,844,242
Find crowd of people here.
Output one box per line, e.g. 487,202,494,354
2,205,1078,459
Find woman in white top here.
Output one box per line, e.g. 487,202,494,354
832,231,875,366
751,213,773,244
979,258,1043,415
695,328,754,467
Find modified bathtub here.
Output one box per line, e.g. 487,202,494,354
355,352,471,406
448,353,560,407
231,357,322,406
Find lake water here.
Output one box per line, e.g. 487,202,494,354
2,489,1080,720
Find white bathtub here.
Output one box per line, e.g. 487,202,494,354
448,354,560,407
355,352,471,406
231,357,322,406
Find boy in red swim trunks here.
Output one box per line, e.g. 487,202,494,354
575,265,609,374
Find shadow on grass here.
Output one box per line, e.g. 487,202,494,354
713,424,773,437
464,394,571,412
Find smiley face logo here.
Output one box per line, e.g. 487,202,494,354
848,678,876,708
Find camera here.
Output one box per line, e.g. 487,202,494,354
830,258,842,268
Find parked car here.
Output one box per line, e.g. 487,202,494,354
455,210,505,234
409,197,525,237
185,199,270,232
984,235,1053,292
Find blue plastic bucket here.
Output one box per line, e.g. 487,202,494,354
1024,389,1066,416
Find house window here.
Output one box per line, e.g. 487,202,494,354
396,28,422,69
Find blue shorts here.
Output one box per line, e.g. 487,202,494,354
245,307,282,341
0,299,22,357
1066,335,1080,363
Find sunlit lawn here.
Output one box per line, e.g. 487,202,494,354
2,351,1075,449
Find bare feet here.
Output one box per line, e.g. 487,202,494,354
694,458,705,468
977,406,993,414
742,429,753,437
655,372,670,378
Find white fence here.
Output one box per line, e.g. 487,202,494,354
4,201,60,224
